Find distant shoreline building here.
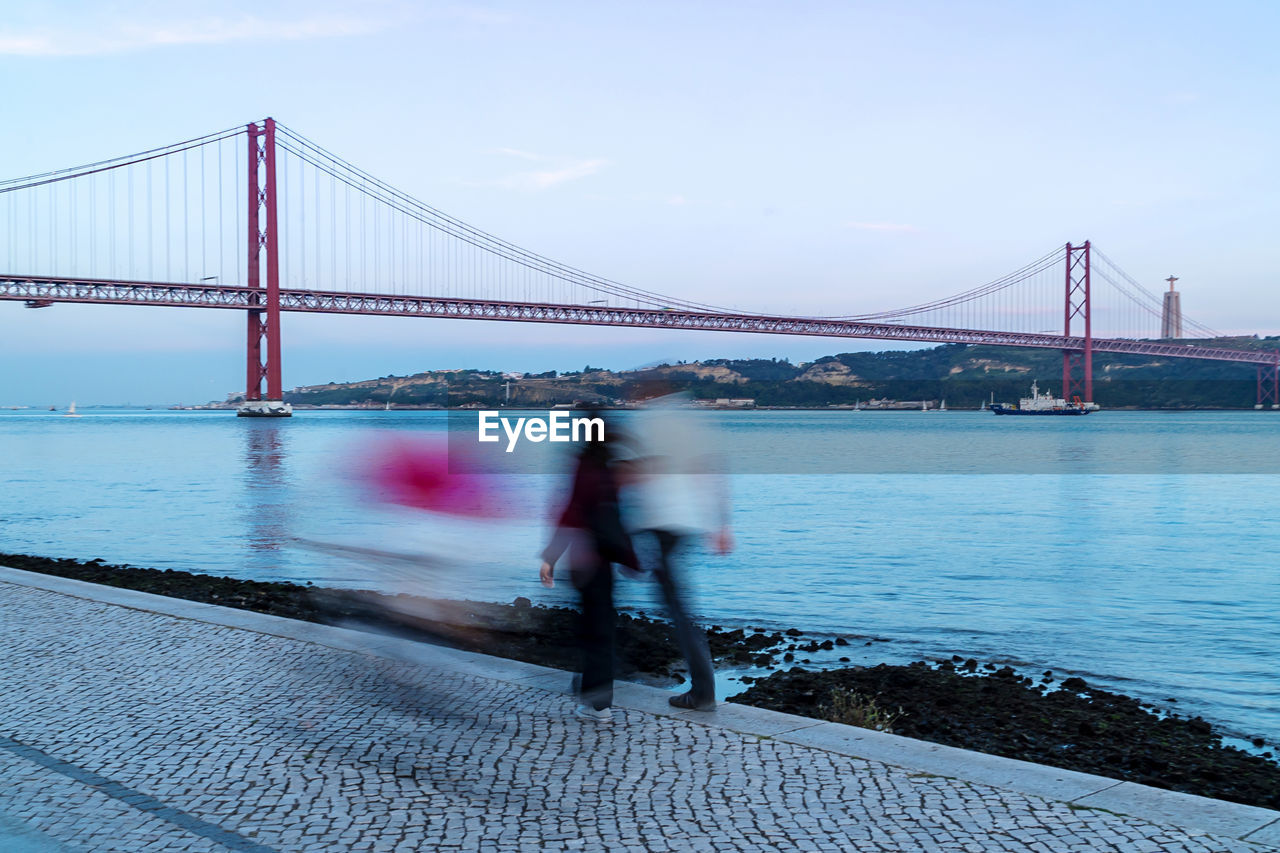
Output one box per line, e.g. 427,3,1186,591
1162,275,1183,339
693,397,756,409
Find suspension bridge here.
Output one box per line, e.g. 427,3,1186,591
1,118,1276,415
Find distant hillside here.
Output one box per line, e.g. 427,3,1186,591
275,337,1280,410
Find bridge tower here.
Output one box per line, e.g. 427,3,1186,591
1062,241,1093,403
238,118,291,417
1257,355,1280,409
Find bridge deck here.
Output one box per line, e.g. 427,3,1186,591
3,275,1276,367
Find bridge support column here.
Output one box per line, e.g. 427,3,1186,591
238,118,290,418
1257,359,1279,409
1062,241,1093,403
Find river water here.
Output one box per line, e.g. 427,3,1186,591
2,408,1277,746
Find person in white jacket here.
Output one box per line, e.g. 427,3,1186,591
625,394,732,710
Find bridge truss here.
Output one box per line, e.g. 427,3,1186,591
3,272,1276,371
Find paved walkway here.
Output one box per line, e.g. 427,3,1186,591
1,566,1278,852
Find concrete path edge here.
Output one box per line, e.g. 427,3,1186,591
3,564,1278,846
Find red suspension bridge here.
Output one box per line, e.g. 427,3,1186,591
2,118,1276,414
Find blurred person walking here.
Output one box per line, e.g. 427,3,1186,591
539,416,637,722
628,395,733,711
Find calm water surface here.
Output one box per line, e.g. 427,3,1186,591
2,409,1277,745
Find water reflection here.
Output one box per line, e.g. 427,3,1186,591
242,421,292,572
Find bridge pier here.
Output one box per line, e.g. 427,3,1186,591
238,118,290,418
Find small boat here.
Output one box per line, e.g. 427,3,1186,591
64,401,81,418
991,381,1098,416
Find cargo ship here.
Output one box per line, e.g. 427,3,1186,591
990,381,1098,416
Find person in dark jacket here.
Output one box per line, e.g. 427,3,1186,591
539,421,637,722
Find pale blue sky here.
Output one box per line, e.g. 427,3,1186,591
2,0,1277,404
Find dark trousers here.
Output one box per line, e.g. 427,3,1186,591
571,553,615,711
649,530,715,703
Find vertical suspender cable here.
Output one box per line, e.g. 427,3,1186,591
200,144,206,280
164,155,171,279
128,166,134,277
109,169,116,276
218,138,224,283
281,146,289,286
89,174,96,274
300,149,307,287
311,161,320,288
234,137,240,286
71,178,77,275
332,165,341,287
314,163,321,289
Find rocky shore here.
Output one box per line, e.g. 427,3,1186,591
733,662,1280,811
3,551,1278,810
0,552,774,683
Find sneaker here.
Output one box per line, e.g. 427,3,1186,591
573,704,613,723
668,691,716,711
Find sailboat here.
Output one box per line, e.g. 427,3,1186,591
64,401,81,418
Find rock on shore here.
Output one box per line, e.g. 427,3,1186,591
0,552,750,681
731,661,1280,810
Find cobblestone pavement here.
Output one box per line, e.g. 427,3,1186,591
1,581,1276,853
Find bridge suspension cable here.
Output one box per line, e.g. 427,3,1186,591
821,246,1064,321
1091,247,1220,338
812,243,1219,343
273,123,735,313
0,126,245,195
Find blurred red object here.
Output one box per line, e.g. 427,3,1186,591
361,436,509,518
